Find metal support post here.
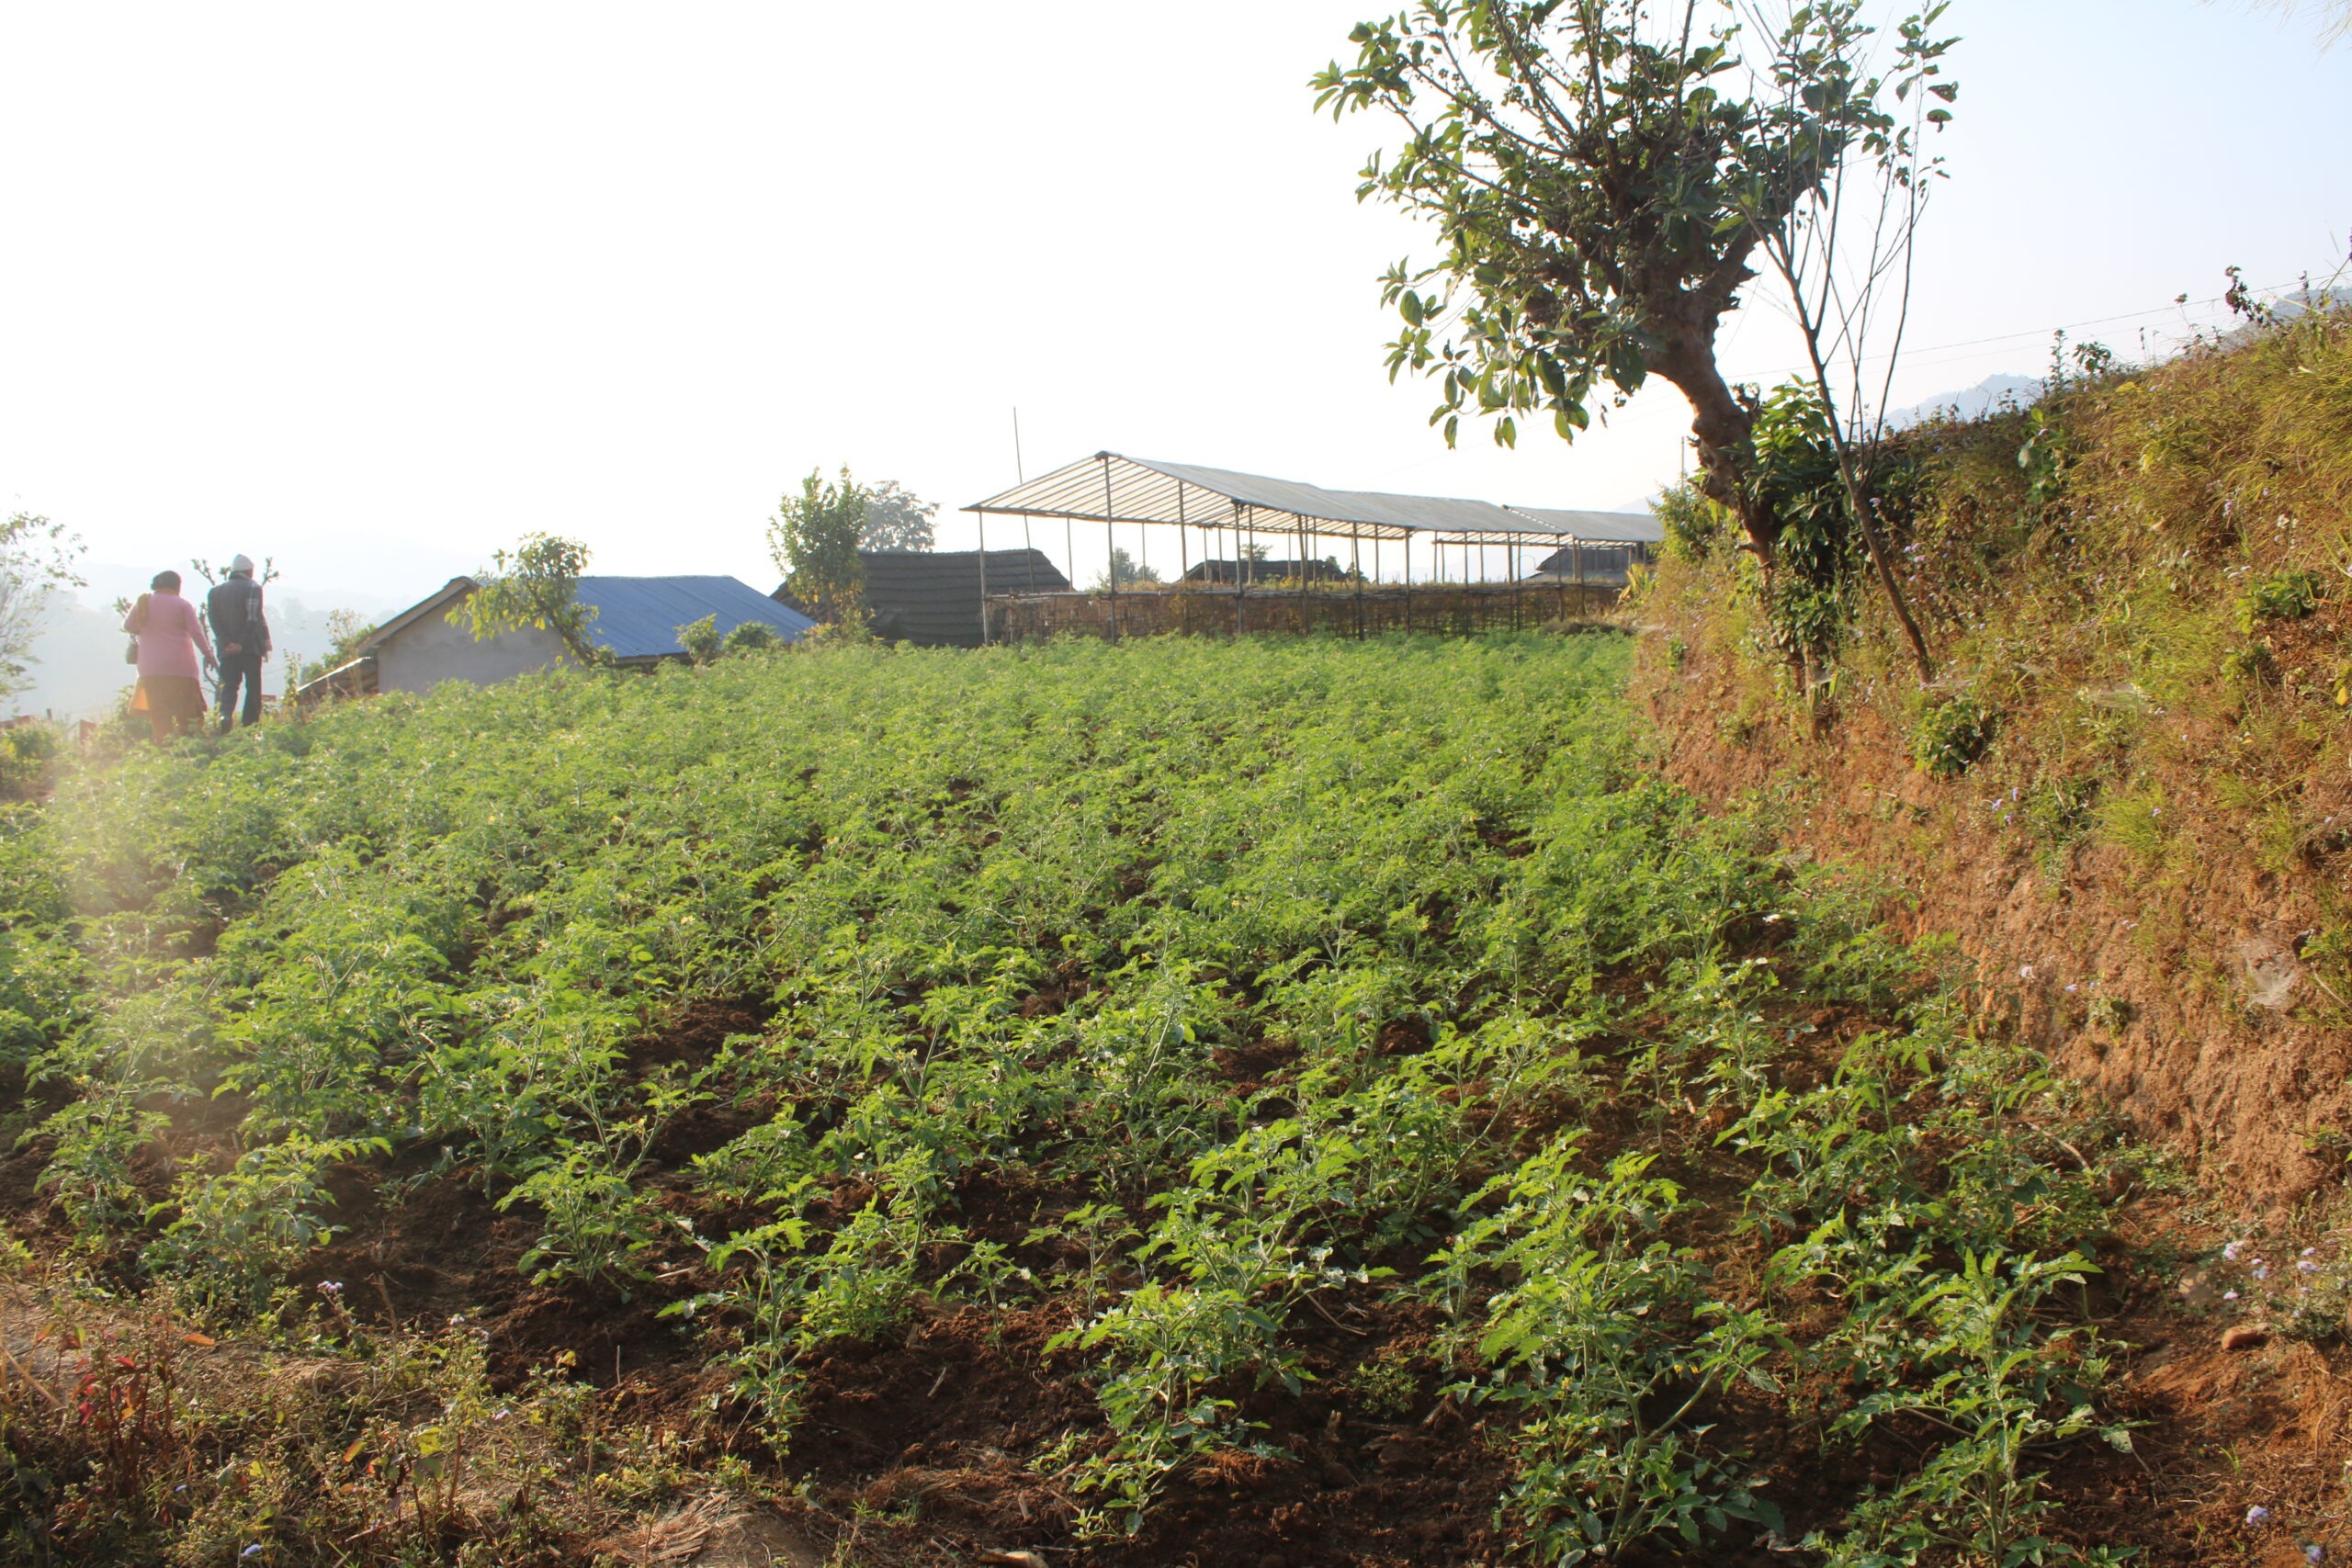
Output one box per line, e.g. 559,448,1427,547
1101,457,1119,643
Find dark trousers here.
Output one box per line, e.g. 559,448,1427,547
217,649,266,728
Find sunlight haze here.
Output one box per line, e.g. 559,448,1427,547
2,0,2344,636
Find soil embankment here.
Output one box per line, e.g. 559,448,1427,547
1635,637,2349,1202
1630,311,2352,1205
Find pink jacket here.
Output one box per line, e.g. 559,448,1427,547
126,592,215,680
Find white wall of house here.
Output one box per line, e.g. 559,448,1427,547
374,607,571,694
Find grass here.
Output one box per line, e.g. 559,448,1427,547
0,632,2165,1562
1638,305,2352,1029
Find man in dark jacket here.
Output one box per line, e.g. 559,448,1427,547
206,555,272,730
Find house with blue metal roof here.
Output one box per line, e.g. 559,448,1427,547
308,574,815,700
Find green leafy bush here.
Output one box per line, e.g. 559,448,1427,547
721,620,779,654
2238,568,2324,633
1911,690,1998,777
1655,479,1728,564
674,613,722,664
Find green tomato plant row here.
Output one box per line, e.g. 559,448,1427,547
1,634,2140,1564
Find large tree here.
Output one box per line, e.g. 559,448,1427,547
1314,0,1952,574
858,479,939,553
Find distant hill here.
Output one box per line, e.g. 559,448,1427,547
1886,374,2042,429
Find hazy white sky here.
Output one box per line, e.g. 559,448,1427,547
2,1,2344,611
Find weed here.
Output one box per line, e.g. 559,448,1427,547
2239,569,2324,633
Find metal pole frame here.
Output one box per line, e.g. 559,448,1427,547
1296,513,1309,634
978,514,990,646
1101,457,1119,643
1237,502,1250,636
1351,524,1363,639
1177,484,1188,637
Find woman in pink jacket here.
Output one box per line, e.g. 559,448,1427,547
123,570,217,742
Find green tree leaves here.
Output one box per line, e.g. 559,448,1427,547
450,532,606,667
768,468,869,626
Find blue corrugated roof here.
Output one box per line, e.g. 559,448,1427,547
573,576,816,660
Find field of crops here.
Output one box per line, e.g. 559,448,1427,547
0,633,2165,1564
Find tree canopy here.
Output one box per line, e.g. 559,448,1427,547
859,479,939,553
1315,0,1953,563
1089,547,1165,592
450,533,605,665
769,468,868,626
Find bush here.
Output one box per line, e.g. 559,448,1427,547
2238,569,2324,634
721,620,779,654
1900,691,1994,780
1655,479,1729,563
0,724,60,799
675,614,722,665
1911,691,1997,778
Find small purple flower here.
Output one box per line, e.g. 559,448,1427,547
2299,1259,2320,1274
2306,1545,2324,1564
2249,1506,2273,1526
316,1280,343,1297
2303,1247,2319,1258
2226,1290,2241,1301
2255,1262,2272,1281
2224,1241,2245,1262
242,1549,264,1560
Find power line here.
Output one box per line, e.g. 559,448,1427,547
1856,276,2304,363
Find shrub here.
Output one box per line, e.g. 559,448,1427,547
0,725,59,799
722,620,779,654
1655,479,1729,563
1911,691,1997,778
675,614,722,665
2238,569,2324,634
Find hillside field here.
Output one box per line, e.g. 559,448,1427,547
0,633,2285,1565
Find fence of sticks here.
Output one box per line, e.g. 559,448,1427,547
986,581,1623,643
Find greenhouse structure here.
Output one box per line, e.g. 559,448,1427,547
961,451,1660,643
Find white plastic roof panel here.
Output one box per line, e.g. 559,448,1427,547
965,452,1543,542
1499,508,1665,544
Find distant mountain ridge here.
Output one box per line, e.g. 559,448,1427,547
1886,374,2042,429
